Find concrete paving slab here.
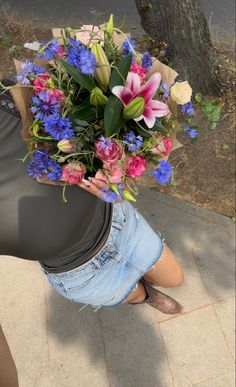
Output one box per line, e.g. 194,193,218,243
35,345,110,387
137,188,235,305
193,226,235,301
159,305,235,387
193,371,235,387
104,324,173,387
0,257,48,387
98,302,157,339
214,297,235,359
44,280,103,360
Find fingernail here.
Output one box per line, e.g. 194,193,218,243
88,177,93,181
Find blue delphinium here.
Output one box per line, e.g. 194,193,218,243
100,183,125,203
67,38,96,75
161,82,171,99
37,39,62,61
151,161,172,185
186,127,198,138
44,114,74,141
124,131,143,152
27,150,62,181
16,61,46,85
181,102,195,116
100,188,118,203
122,37,136,55
142,52,152,70
31,92,60,121
98,136,113,150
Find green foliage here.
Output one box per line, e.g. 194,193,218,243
57,58,95,92
109,54,132,91
200,99,221,130
104,95,123,136
8,45,22,58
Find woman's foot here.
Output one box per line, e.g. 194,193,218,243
138,278,183,315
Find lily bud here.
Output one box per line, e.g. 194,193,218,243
122,190,136,202
106,14,114,35
91,43,111,92
123,97,145,119
90,87,108,106
57,139,77,153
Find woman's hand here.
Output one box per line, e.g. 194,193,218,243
77,177,110,201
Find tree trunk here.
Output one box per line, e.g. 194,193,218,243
135,0,220,95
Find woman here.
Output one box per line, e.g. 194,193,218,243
0,91,184,314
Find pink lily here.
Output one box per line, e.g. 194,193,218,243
112,72,170,128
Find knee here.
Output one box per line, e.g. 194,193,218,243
172,268,184,287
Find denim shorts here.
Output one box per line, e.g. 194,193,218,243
44,200,165,309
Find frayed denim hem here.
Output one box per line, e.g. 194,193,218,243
96,241,164,309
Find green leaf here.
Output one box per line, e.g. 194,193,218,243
72,119,89,127
210,105,221,122
151,119,166,133
209,122,217,130
104,95,123,136
57,58,95,92
195,92,203,103
109,54,132,91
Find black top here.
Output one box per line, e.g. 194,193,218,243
0,108,112,273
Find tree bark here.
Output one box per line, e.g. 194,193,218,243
135,0,220,95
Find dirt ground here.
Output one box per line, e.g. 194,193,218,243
0,13,235,218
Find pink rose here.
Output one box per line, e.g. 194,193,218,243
95,137,123,165
130,58,147,84
151,137,172,156
61,162,86,184
126,155,146,178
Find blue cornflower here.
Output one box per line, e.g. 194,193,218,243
122,37,136,56
100,188,118,203
31,92,60,121
186,127,198,139
16,61,46,85
46,160,62,181
27,150,62,181
67,39,96,75
161,82,171,99
151,161,172,185
37,39,62,61
124,131,143,152
44,114,74,141
27,160,46,179
142,52,152,70
98,136,113,151
77,47,96,75
181,102,195,116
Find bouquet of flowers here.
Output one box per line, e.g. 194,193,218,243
8,15,219,203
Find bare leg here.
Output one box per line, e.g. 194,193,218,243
124,283,147,304
143,244,184,288
123,244,184,306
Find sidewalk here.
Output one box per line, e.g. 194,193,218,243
0,188,235,387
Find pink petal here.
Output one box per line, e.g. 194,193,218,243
148,100,170,117
112,86,134,105
138,73,161,103
126,72,141,95
142,106,156,128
